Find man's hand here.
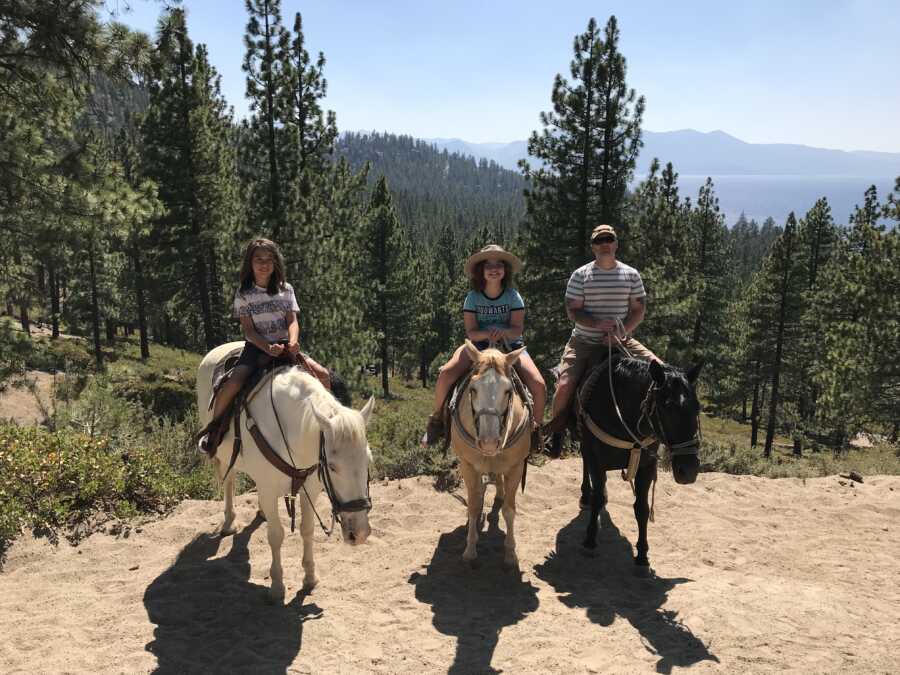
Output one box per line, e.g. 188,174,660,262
595,318,618,332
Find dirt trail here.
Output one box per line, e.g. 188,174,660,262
1,459,898,673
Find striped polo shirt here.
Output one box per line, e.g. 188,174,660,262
565,260,646,343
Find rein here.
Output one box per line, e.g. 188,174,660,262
226,366,371,535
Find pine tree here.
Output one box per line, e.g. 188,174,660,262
242,0,290,239
361,177,414,398
519,15,644,365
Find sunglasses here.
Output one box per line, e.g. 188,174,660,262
592,236,616,244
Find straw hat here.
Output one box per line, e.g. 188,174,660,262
463,244,522,278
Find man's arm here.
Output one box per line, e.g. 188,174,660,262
623,296,646,335
566,296,595,327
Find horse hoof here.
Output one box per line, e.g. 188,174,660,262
634,564,652,578
266,589,285,605
256,509,266,522
302,576,319,592
220,524,237,537
579,496,591,510
502,557,519,572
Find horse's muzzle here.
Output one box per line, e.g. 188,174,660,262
477,438,501,456
672,455,699,484
341,515,371,545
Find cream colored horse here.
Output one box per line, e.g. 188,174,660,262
450,340,532,568
197,342,375,602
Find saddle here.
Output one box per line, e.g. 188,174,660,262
198,346,341,458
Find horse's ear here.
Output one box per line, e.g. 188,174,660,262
359,395,375,426
505,346,526,369
649,359,666,386
310,403,334,434
686,361,704,385
463,339,480,362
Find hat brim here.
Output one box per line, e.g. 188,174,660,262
464,250,522,278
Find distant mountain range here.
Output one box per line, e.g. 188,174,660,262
425,130,900,177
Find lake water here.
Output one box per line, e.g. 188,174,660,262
633,174,898,226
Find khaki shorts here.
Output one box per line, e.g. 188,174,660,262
557,335,657,384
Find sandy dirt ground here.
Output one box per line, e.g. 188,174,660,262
1,458,899,674
0,371,55,425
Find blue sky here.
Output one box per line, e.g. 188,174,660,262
111,0,900,152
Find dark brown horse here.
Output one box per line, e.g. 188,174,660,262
577,356,702,575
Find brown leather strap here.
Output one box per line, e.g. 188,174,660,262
247,418,317,496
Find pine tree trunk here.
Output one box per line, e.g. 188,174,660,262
48,262,60,339
132,244,150,360
750,367,760,447
88,239,103,370
105,318,115,342
764,317,788,457
419,351,429,388
19,303,30,336
380,337,389,399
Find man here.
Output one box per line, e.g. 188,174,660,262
547,224,659,429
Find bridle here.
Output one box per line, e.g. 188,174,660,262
315,430,372,534
637,381,702,459
469,386,512,439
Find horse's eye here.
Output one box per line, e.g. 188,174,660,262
328,463,338,472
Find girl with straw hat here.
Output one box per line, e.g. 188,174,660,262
422,244,546,445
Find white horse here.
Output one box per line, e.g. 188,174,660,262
450,341,532,568
197,342,375,601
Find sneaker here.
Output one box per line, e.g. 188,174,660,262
197,433,210,454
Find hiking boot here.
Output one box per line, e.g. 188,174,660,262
422,413,445,447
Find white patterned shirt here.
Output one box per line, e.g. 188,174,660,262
565,261,646,343
233,283,300,343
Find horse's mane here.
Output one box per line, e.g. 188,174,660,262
283,368,367,447
471,348,509,378
614,356,688,387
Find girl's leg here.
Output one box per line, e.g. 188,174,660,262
514,353,546,428
431,344,472,415
211,365,252,421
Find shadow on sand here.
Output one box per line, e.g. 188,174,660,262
143,515,320,674
534,509,718,674
409,494,540,674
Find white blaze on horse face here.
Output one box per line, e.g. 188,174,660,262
471,368,511,455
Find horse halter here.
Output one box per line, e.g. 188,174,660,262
469,385,512,439
639,383,701,458
317,431,372,526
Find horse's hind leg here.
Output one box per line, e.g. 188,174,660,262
299,491,319,591
220,464,238,536
459,460,483,563
258,489,286,602
500,461,525,569
579,447,592,509
633,459,656,576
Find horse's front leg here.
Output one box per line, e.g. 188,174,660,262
633,457,656,576
258,489,286,602
500,460,525,569
459,460,483,563
299,488,319,591
220,463,238,536
582,441,604,549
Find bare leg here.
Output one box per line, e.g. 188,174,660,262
501,461,525,569
258,489,286,602
299,491,319,591
211,365,251,421
431,345,472,415
515,354,546,427
460,460,483,563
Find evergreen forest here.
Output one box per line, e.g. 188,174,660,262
2,0,898,470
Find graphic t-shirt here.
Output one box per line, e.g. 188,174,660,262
463,288,525,349
233,283,300,343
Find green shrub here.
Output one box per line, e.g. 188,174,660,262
27,338,94,373
114,373,196,421
0,418,215,561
